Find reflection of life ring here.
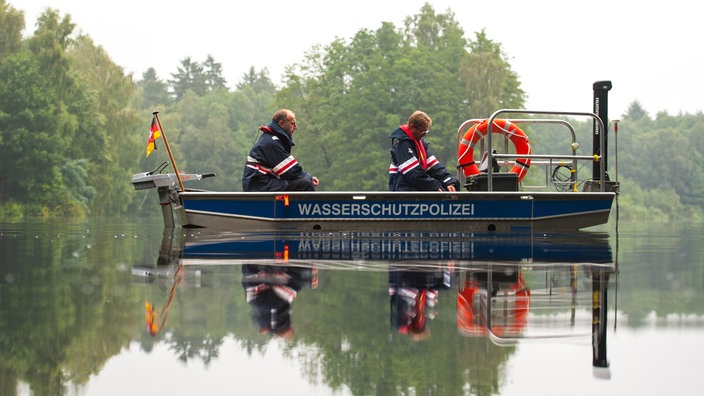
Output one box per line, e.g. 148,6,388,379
410,290,427,333
457,280,485,336
457,275,530,336
458,119,532,182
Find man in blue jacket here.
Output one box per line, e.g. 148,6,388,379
242,109,319,191
389,110,459,191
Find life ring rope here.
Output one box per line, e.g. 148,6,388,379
457,119,532,182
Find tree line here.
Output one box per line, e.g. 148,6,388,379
0,1,702,222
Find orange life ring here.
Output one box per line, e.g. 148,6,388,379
458,119,532,182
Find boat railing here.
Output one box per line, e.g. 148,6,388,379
456,110,609,192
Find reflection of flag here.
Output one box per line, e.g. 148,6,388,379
146,116,161,157
145,302,158,336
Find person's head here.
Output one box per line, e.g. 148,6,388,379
273,109,298,136
407,110,431,140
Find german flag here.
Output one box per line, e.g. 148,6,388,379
146,116,161,157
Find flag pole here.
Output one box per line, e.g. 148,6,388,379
153,111,185,192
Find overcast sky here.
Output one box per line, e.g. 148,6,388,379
14,0,703,119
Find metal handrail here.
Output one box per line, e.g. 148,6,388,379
456,110,607,192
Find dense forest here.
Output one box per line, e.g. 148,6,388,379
1,1,702,222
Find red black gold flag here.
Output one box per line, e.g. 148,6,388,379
146,116,161,157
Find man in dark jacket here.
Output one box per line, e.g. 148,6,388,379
242,109,319,191
389,110,459,191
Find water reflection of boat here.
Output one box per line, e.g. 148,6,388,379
132,228,615,375
176,230,614,267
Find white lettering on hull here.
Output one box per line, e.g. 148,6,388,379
296,202,474,217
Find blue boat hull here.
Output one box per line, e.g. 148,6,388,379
179,190,615,232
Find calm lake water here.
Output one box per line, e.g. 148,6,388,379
1,216,702,396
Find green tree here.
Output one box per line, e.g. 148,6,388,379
203,54,227,92
623,100,649,121
0,8,140,216
170,57,207,100
596,102,704,221
133,67,171,111
0,9,78,213
462,29,525,119
168,55,228,101
0,0,24,61
233,67,277,129
167,90,242,191
237,66,276,93
67,34,142,215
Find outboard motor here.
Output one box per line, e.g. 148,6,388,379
131,171,183,228
131,165,215,228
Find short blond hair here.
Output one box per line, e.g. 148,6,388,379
408,110,431,131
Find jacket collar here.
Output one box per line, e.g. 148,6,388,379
260,121,295,146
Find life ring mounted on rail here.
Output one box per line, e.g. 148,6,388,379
458,119,532,182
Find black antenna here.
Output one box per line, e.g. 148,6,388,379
147,161,169,175
593,81,612,180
